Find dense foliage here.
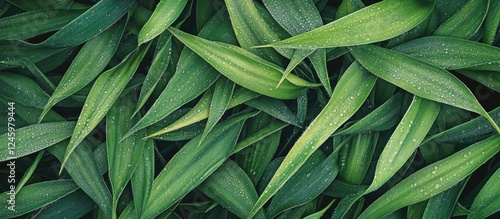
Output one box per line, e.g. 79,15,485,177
0,0,499,218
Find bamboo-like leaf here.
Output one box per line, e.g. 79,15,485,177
107,93,146,218
248,62,376,218
368,96,440,193
422,180,467,219
48,139,113,218
423,106,500,145
146,87,259,138
32,190,95,219
0,121,75,161
234,113,281,184
433,0,489,39
245,96,301,127
262,0,331,94
141,111,256,218
302,201,334,219
0,72,50,109
134,33,172,116
469,167,500,218
267,151,338,218
335,92,403,135
483,0,500,44
138,0,188,44
393,36,500,70
260,0,435,49
0,9,82,40
339,132,378,185
458,70,500,93
40,0,135,47
131,139,155,218
61,43,149,172
40,19,126,122
198,160,266,219
232,120,287,155
0,180,78,219
349,44,500,134
169,27,315,99
224,0,288,65
200,77,235,144
124,11,237,138
358,134,500,218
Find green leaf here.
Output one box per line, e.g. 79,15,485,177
0,9,82,40
138,0,188,44
393,36,500,70
302,200,334,219
61,43,150,172
141,111,256,218
169,27,315,99
6,0,73,11
262,0,331,94
40,0,135,47
224,0,288,65
422,180,467,219
335,92,404,135
134,33,172,116
424,106,500,145
267,151,338,218
338,132,378,185
349,44,500,134
124,11,237,138
232,120,287,155
131,139,155,218
234,113,281,184
458,70,500,93
368,96,440,193
198,160,265,219
469,167,500,218
433,0,489,39
107,93,146,218
0,72,50,109
146,87,259,138
48,139,113,218
358,134,500,218
245,96,302,127
248,62,376,218
40,19,126,121
200,77,235,144
32,190,95,219
483,0,500,44
262,0,435,49
0,121,75,162
0,180,78,219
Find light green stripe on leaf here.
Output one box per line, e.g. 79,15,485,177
138,0,188,44
358,134,500,218
469,167,500,218
169,27,315,99
248,62,376,218
0,180,78,219
433,0,489,39
261,0,435,49
368,96,440,193
393,36,500,70
40,19,126,122
61,43,150,172
350,44,500,134
141,111,256,218
0,121,75,162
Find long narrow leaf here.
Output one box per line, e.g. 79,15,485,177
248,62,376,218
